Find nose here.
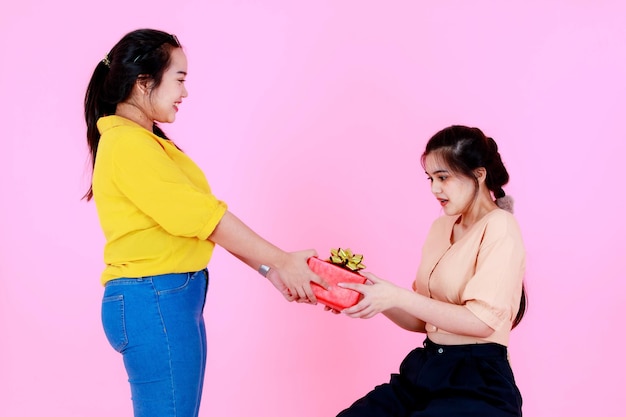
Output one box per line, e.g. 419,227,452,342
182,84,188,98
430,181,441,194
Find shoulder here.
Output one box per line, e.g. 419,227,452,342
483,209,523,242
423,214,457,244
98,116,163,153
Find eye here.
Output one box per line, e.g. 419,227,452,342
438,175,448,181
426,176,433,183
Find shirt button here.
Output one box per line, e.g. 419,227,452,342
437,348,444,354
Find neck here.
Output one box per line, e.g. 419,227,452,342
116,102,153,131
458,190,498,228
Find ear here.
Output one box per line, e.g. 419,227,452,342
135,75,153,95
474,167,487,183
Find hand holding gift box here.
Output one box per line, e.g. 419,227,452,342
307,248,367,311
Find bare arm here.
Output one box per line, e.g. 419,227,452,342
382,307,427,333
389,289,493,338
340,273,493,338
209,210,328,303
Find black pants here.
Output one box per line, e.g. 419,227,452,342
337,338,522,417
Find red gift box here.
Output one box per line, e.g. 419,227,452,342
307,256,366,311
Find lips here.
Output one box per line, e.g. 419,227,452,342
438,198,448,206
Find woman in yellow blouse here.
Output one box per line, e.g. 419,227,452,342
338,125,527,416
84,29,327,417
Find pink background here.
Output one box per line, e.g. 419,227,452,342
1,1,624,416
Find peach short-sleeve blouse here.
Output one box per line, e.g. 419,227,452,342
413,209,525,346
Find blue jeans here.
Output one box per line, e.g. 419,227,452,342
101,269,209,417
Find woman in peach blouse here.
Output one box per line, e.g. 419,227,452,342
337,125,527,416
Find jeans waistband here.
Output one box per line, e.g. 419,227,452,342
423,338,508,359
104,269,207,287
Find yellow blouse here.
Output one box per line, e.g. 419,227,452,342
93,116,227,284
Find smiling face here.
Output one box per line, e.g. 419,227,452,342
145,47,188,124
423,153,478,216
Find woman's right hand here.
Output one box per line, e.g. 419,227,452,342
324,305,342,315
275,249,329,304
339,272,401,319
265,268,297,302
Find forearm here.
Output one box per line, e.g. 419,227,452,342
208,211,288,270
228,251,263,273
395,290,494,338
383,307,426,332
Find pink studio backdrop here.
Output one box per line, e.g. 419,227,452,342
1,1,624,416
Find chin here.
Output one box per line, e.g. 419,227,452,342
159,116,176,124
443,206,460,216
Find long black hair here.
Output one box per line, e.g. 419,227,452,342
421,125,527,329
83,28,181,200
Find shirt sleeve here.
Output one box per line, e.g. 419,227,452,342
110,130,227,240
462,220,525,331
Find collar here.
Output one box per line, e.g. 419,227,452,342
97,115,145,134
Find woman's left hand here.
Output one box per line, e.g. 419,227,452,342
339,272,401,319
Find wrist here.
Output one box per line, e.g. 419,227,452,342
271,251,290,271
258,264,271,278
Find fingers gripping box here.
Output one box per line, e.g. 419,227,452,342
307,254,366,311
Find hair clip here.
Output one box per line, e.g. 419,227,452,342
101,54,111,67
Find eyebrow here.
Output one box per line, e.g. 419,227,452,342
425,169,449,175
177,71,187,76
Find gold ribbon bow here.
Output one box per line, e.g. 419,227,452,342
329,248,366,271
